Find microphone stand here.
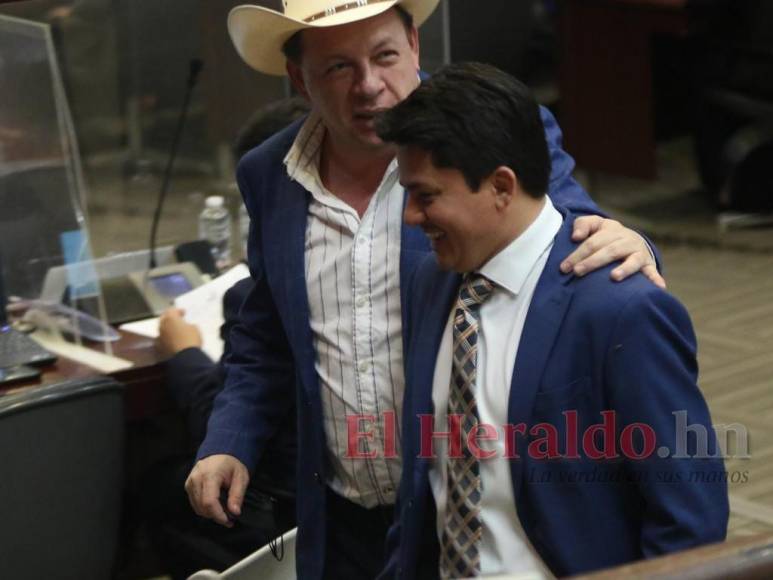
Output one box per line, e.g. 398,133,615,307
148,58,204,271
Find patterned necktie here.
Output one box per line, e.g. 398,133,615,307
440,273,495,579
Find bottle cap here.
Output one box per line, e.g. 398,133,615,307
205,195,225,208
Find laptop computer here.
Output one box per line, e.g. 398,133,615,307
0,254,57,380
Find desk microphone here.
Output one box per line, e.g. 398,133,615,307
148,58,204,270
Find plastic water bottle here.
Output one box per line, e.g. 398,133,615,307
198,195,232,269
238,204,250,260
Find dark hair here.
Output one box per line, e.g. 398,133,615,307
233,96,310,160
377,62,550,197
281,5,414,65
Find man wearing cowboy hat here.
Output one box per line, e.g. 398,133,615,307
185,1,665,577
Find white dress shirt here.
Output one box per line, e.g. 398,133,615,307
285,113,405,508
429,198,562,576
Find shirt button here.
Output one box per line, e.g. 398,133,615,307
357,296,367,308
359,361,369,373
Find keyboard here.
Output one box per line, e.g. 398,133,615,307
0,325,57,369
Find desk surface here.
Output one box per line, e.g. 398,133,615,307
0,331,169,421
571,532,773,579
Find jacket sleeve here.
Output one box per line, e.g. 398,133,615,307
541,106,604,217
606,287,729,555
166,347,221,447
219,277,253,362
540,106,664,269
196,160,296,472
163,278,253,449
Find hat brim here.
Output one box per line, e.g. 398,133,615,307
228,0,440,76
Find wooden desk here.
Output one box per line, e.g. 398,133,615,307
570,532,773,579
0,331,170,421
559,0,690,179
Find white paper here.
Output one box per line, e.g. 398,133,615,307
173,263,250,361
32,330,134,374
119,316,160,338
119,263,250,361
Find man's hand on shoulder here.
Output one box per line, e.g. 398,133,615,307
185,454,250,528
560,215,666,289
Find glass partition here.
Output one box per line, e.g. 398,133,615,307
0,13,93,300
0,0,450,262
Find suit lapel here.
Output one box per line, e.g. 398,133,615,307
400,189,432,343
411,270,461,488
508,211,577,501
271,178,318,401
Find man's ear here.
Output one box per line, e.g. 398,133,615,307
286,60,310,100
490,166,517,210
408,26,420,70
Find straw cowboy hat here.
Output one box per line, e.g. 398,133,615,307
228,0,440,75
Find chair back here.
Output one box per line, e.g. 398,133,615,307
0,377,125,580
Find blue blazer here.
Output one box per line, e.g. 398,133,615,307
382,209,728,579
197,109,603,579
166,279,253,447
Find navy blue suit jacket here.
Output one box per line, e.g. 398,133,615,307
167,278,252,447
167,277,296,494
382,210,728,579
197,109,603,579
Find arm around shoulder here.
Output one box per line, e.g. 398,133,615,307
540,106,603,216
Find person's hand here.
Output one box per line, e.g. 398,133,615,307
157,308,202,357
560,216,666,289
46,5,74,21
185,454,250,527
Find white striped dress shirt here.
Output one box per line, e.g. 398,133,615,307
285,113,405,507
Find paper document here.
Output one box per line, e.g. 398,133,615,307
119,316,160,339
120,263,250,361
174,263,250,360
32,330,134,374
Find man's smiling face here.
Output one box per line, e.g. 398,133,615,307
399,146,505,273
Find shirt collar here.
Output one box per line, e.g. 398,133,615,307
478,197,563,297
282,111,400,209
284,111,325,183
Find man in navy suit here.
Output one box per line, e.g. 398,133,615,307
376,62,728,578
185,2,669,577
